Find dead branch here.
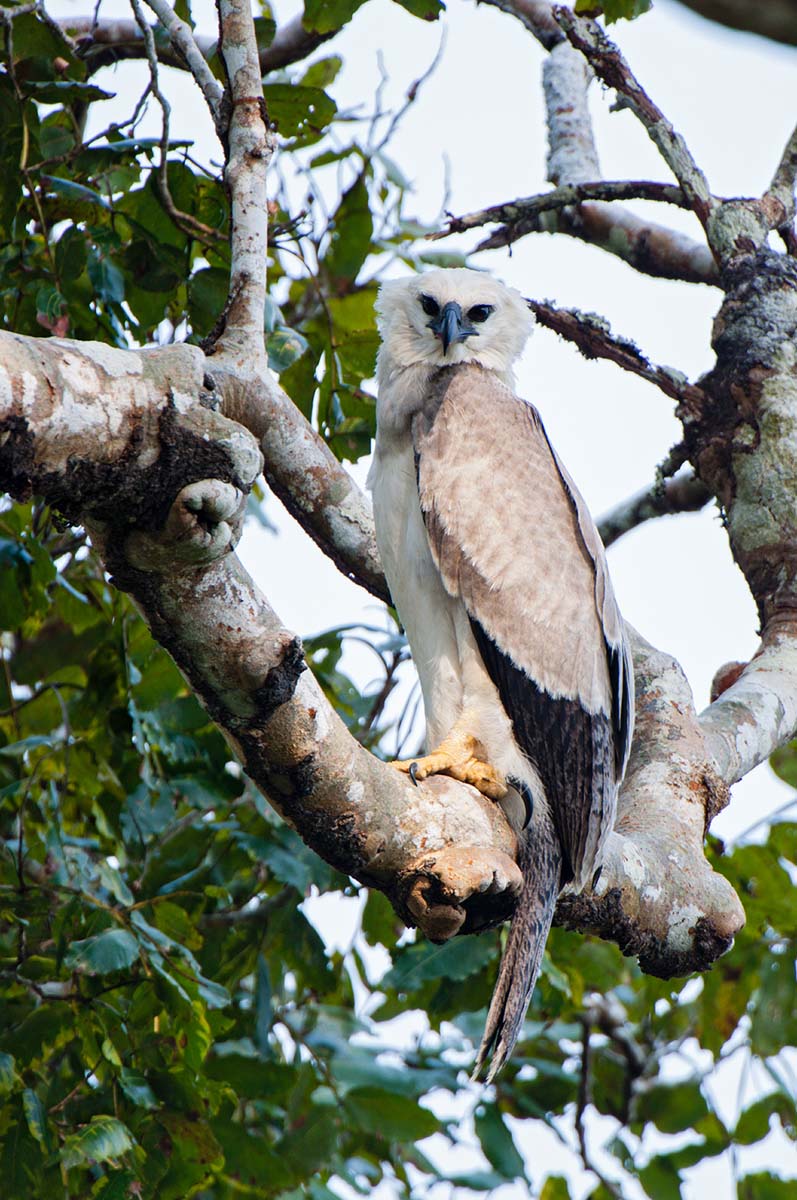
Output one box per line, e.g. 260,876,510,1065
598,471,713,549
527,299,707,411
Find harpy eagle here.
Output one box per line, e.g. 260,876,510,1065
368,268,634,1079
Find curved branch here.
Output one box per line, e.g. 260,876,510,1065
64,12,339,77
598,471,712,549
527,300,707,409
553,7,715,229
671,0,797,48
433,179,691,239
476,3,717,284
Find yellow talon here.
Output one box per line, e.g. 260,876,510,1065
391,731,507,802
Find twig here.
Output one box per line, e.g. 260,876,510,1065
553,7,714,228
431,180,689,240
143,0,223,131
131,0,222,242
527,299,706,412
598,470,712,549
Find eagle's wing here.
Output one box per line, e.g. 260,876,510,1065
412,363,633,887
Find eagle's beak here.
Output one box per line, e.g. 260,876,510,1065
428,301,478,355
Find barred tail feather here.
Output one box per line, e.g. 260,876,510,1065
473,801,563,1083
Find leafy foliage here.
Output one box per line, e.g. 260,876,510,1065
1,1,796,1199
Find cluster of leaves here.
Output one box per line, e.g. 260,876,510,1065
1,501,796,1199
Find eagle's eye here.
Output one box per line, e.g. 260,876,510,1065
468,304,494,324
420,294,440,317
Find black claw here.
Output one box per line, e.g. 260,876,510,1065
408,762,419,787
592,865,603,890
508,776,534,828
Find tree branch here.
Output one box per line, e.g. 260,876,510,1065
143,0,223,131
553,7,715,229
64,12,339,79
472,4,718,284
598,470,712,549
671,0,797,48
210,0,274,365
432,179,690,239
527,299,707,412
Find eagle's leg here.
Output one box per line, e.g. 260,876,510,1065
392,731,507,802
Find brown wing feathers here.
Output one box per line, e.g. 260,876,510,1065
413,362,630,1078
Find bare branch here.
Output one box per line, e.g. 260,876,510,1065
554,7,715,228
477,0,563,50
768,119,797,223
474,26,718,285
598,471,713,549
544,38,600,185
64,12,340,77
142,0,223,130
213,368,389,604
433,179,690,240
701,629,797,784
132,0,223,242
527,299,707,411
479,196,719,285
211,0,275,366
672,0,797,48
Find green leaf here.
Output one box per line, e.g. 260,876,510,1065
475,1105,526,1179
751,949,797,1056
61,1116,135,1169
738,1173,797,1200
264,84,337,145
324,174,372,284
634,1078,709,1134
300,56,344,89
382,933,497,990
0,1052,17,1096
22,1089,49,1149
303,0,366,35
27,80,115,103
575,0,651,19
64,928,140,975
267,326,309,373
42,174,112,210
392,0,445,19
540,1178,573,1200
344,1087,439,1141
118,1069,159,1111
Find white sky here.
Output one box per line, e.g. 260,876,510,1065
53,0,797,1194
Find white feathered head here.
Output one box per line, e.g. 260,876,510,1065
375,268,534,376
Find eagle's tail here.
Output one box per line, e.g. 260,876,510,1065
473,799,563,1083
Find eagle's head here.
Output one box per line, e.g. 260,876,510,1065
375,268,533,377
